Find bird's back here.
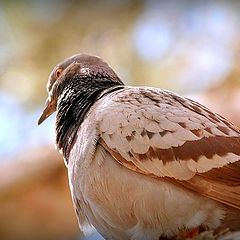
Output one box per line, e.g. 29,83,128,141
68,86,240,239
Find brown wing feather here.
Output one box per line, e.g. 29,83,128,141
168,162,240,209
100,138,240,209
200,161,240,186
97,87,240,210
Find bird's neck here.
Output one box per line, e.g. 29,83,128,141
55,78,124,161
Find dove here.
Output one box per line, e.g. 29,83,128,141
38,54,240,240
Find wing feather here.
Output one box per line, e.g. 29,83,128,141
96,87,240,208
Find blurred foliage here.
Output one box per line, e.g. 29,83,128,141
1,0,240,111
0,0,141,109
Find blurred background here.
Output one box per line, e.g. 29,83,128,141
0,0,240,239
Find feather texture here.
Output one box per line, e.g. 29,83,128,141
94,87,240,209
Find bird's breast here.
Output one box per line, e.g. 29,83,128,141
68,135,225,239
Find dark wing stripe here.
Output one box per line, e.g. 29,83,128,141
127,136,240,163
166,166,240,210
199,161,240,186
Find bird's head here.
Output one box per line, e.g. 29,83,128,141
38,54,123,125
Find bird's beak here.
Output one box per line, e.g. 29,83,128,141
38,98,56,125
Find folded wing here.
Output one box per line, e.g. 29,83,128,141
97,87,240,209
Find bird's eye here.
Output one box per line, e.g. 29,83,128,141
55,68,63,78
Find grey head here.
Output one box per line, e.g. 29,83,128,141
38,54,123,125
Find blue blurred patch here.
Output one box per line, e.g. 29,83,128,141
0,92,55,160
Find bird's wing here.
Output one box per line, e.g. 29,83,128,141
96,87,240,209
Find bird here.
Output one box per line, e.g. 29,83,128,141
38,54,240,240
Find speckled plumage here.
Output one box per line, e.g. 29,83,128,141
38,54,240,240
